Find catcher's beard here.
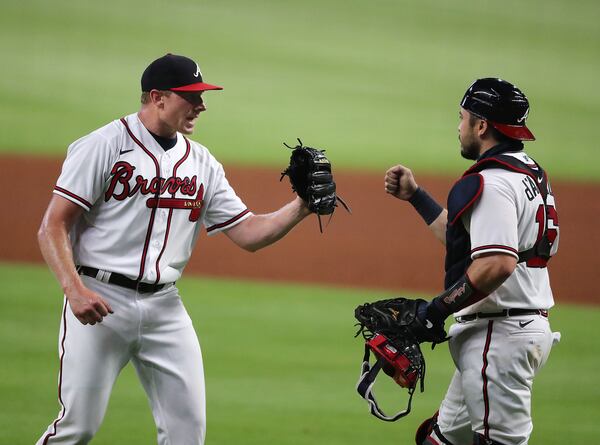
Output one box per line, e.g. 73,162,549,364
460,136,481,161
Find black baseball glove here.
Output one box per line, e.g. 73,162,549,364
354,297,447,422
280,138,350,231
354,298,447,345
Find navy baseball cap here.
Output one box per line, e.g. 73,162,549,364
460,78,535,141
141,54,223,92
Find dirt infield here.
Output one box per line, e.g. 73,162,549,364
1,155,597,304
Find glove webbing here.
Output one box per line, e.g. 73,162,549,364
356,344,420,422
316,195,351,233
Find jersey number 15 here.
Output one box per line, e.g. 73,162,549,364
527,203,559,268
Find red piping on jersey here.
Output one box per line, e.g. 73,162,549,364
173,136,191,173
42,302,69,445
154,138,191,284
206,209,251,233
471,245,519,256
53,186,93,210
154,209,173,284
481,321,494,441
449,173,484,225
120,117,161,281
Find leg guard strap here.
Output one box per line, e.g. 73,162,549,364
415,412,438,445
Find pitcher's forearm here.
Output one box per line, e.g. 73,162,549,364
38,221,83,293
226,197,311,251
37,196,86,294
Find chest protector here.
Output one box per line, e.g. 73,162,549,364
444,153,554,289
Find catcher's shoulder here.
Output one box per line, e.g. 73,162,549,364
447,173,484,225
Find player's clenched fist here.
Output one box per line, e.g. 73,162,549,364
384,164,418,200
66,285,114,325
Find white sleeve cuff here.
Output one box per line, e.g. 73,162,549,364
53,186,92,211
206,209,252,236
471,244,519,260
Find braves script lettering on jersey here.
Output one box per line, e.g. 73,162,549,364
52,114,250,285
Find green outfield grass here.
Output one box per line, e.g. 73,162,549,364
1,0,599,180
1,262,597,444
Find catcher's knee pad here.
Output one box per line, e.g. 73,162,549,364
473,433,508,445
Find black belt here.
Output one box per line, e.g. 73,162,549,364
455,308,548,323
77,266,171,293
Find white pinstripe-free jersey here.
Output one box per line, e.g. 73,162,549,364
456,151,559,315
54,113,251,284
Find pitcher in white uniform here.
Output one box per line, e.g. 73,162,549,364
36,54,315,445
384,78,560,445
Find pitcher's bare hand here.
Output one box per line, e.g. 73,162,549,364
65,284,114,325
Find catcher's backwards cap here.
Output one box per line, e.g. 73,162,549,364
460,78,535,141
141,53,223,92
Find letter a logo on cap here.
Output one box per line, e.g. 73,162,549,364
194,63,201,78
517,107,530,123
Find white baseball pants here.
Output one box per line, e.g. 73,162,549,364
431,314,556,445
36,275,206,445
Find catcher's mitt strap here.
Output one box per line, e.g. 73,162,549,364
447,173,483,225
356,346,414,422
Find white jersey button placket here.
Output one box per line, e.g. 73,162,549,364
162,155,173,178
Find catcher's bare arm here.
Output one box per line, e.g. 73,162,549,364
225,196,310,252
467,253,517,293
385,164,447,244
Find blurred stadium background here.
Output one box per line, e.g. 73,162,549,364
1,0,598,443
